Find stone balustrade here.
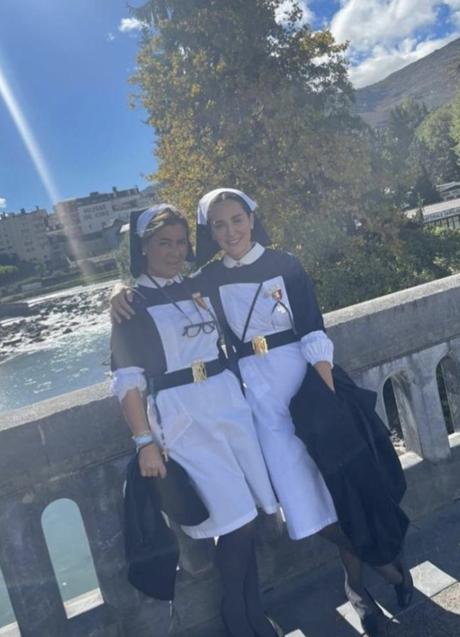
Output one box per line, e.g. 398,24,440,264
2,272,460,636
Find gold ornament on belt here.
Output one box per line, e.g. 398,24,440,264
192,360,208,382
252,335,269,356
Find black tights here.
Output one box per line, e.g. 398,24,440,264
319,522,403,593
319,523,372,613
319,522,406,634
215,521,276,637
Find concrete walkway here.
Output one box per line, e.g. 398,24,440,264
183,500,460,636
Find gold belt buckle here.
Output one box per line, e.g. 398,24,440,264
192,360,207,383
252,335,268,356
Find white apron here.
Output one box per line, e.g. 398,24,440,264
218,248,338,540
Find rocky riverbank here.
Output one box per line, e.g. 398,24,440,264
0,286,112,363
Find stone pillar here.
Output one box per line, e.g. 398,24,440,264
392,347,451,462
442,340,460,433
71,461,171,637
0,495,68,637
357,366,390,428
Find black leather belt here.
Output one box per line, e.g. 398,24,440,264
235,329,299,359
149,358,224,391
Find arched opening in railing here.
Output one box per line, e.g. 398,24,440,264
41,498,103,619
436,356,460,435
0,567,20,636
382,377,405,454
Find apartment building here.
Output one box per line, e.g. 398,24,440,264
0,207,51,264
54,185,157,235
0,185,157,267
53,198,80,230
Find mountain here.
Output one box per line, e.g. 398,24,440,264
354,37,460,128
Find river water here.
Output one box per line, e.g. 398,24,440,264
0,282,114,413
0,282,116,627
0,318,110,412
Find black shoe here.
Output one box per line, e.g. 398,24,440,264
361,612,386,637
345,582,384,637
394,561,414,609
267,617,284,637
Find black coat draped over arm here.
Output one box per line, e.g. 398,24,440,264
290,364,408,565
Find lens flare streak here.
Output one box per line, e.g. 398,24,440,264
0,65,60,203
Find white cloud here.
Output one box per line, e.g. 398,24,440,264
448,1,460,26
106,32,115,42
118,17,147,33
331,0,439,50
327,1,460,87
275,0,313,27
350,33,459,87
0,198,6,209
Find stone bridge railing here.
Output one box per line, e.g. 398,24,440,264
2,273,460,636
328,272,460,461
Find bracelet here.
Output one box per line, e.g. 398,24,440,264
133,430,152,438
133,433,154,451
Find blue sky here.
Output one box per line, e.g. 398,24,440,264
1,1,460,214
0,1,154,213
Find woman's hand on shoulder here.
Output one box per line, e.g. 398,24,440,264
110,283,135,323
314,361,335,393
138,443,167,479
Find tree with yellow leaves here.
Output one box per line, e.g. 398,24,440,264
129,0,460,310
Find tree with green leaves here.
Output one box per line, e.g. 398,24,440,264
414,103,459,184
449,88,460,167
405,167,441,208
129,1,460,310
0,265,18,283
387,98,428,153
374,98,429,204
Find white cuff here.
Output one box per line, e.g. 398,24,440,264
111,367,147,402
300,330,334,366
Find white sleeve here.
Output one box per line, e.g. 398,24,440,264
111,366,147,402
300,330,334,366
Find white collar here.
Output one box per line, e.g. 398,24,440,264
222,242,265,268
137,273,183,288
